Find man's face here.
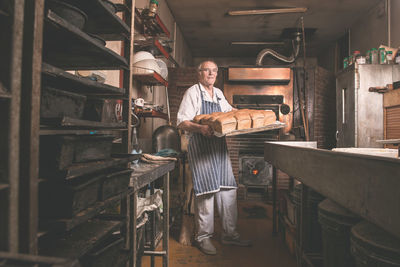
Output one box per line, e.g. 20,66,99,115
198,61,218,87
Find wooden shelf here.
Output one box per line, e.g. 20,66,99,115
65,0,130,41
39,219,122,259
133,72,168,87
0,90,11,99
135,110,168,120
0,183,10,191
115,3,131,13
0,252,79,266
134,38,179,67
39,128,127,136
43,10,128,70
40,116,126,129
0,8,8,18
40,155,139,181
40,189,132,232
134,8,170,38
42,63,126,96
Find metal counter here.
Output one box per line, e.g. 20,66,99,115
264,142,400,239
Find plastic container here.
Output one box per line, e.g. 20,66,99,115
379,48,387,64
318,199,361,267
351,220,400,266
356,56,366,64
395,51,400,64
370,48,379,64
353,51,361,64
386,51,394,64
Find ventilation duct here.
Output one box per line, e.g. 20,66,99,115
255,31,301,65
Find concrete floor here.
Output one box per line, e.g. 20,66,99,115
141,200,297,267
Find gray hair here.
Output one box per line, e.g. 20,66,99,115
197,60,218,71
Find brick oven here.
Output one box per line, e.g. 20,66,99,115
224,66,294,200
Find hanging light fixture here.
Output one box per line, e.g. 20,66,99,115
228,7,307,16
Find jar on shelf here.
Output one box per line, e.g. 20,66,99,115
353,50,363,64
378,47,387,64
148,0,159,17
386,51,393,64
395,50,400,64
370,48,378,64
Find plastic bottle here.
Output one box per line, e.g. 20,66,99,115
379,48,387,64
343,57,349,69
370,48,379,64
131,127,139,151
145,184,151,198
366,50,371,64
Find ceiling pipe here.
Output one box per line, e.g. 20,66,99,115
255,32,301,65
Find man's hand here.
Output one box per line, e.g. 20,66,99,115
200,124,214,137
178,120,214,137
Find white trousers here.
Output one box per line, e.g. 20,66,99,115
194,188,240,242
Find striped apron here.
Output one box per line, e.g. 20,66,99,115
188,84,237,196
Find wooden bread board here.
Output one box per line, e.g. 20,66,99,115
214,121,285,137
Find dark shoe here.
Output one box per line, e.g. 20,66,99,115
221,237,252,247
195,238,217,255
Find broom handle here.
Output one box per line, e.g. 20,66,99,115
165,86,171,125
188,188,194,214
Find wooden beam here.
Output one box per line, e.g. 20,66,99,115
19,0,44,254
6,0,25,253
264,142,400,239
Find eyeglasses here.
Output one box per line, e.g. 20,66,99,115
199,68,218,73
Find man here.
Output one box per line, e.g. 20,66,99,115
177,60,251,255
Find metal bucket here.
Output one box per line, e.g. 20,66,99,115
152,125,180,153
318,199,361,267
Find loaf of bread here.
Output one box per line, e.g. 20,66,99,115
234,109,252,130
193,114,209,123
195,111,237,134
261,110,277,126
249,110,265,128
213,113,237,133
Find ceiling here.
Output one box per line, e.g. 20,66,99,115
164,0,381,59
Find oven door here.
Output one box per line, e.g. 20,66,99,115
239,155,272,186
